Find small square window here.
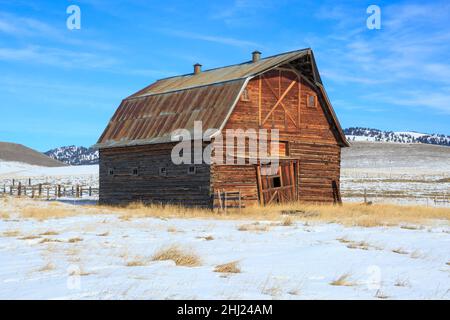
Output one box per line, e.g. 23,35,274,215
308,95,316,108
159,167,167,176
132,168,138,176
241,88,250,101
108,168,114,176
188,165,196,175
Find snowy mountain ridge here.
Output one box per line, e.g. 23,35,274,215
344,127,450,146
44,146,99,166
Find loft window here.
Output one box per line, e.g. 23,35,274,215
132,168,138,176
108,168,114,176
308,95,316,108
241,88,250,101
159,167,167,176
188,165,196,175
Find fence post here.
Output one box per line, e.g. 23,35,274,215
38,184,42,197
363,189,367,204
9,186,13,195
18,182,21,197
31,187,35,199
57,185,61,198
80,186,83,198
12,179,15,186
28,178,31,186
89,186,92,197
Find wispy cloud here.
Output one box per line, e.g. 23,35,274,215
158,28,260,48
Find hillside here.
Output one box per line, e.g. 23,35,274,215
344,127,450,146
342,141,450,169
44,146,99,165
0,142,66,167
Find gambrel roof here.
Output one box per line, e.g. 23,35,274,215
96,49,349,148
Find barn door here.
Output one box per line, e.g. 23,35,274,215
256,160,298,205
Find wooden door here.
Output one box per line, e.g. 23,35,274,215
256,160,298,205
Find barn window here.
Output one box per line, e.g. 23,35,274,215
108,168,114,176
271,176,281,188
159,167,167,176
132,168,138,176
187,165,196,175
241,88,250,101
307,94,316,108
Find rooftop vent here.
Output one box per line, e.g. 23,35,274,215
193,63,202,75
252,50,261,62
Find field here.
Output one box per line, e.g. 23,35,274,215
0,198,449,299
342,142,450,207
0,142,449,299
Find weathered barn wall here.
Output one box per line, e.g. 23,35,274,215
99,143,212,207
211,67,341,204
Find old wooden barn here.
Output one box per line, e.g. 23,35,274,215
95,49,349,208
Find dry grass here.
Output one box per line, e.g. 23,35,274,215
19,235,41,240
38,262,55,272
280,216,294,226
40,230,59,236
446,261,450,266
330,273,356,286
90,201,450,228
197,235,214,241
96,231,109,237
125,256,148,267
151,245,201,267
67,237,83,243
167,226,178,233
39,238,63,244
0,211,10,220
214,261,241,274
237,222,270,232
20,206,79,220
394,278,410,287
375,289,389,299
392,248,409,255
1,230,20,237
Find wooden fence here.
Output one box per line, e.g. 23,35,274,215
1,182,99,200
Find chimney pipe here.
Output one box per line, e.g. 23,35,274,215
252,50,261,62
193,63,202,75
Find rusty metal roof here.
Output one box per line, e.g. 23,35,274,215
96,79,247,148
96,48,349,149
128,49,310,98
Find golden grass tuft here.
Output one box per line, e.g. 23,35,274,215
0,211,10,220
151,245,201,267
67,237,83,243
197,235,214,241
40,230,59,236
19,235,41,240
214,261,241,274
330,273,355,286
125,256,148,267
237,222,269,232
392,248,409,255
167,226,178,233
1,230,20,237
280,216,294,226
96,231,109,237
38,262,55,272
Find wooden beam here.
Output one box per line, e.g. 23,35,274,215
262,77,297,127
258,76,262,127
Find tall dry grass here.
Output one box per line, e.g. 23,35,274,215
151,245,201,267
95,201,450,227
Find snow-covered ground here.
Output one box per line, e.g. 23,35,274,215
0,161,98,189
0,200,448,300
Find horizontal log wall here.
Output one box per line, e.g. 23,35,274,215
99,143,212,207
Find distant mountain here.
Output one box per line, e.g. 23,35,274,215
0,142,66,167
44,146,99,165
344,127,450,147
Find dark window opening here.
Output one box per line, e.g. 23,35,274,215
108,168,114,176
188,165,196,175
159,167,167,176
271,176,281,188
132,168,138,176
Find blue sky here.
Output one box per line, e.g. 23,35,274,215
0,0,449,151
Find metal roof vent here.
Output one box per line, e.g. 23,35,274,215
252,50,261,62
193,63,202,75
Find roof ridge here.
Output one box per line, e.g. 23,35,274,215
155,48,310,82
